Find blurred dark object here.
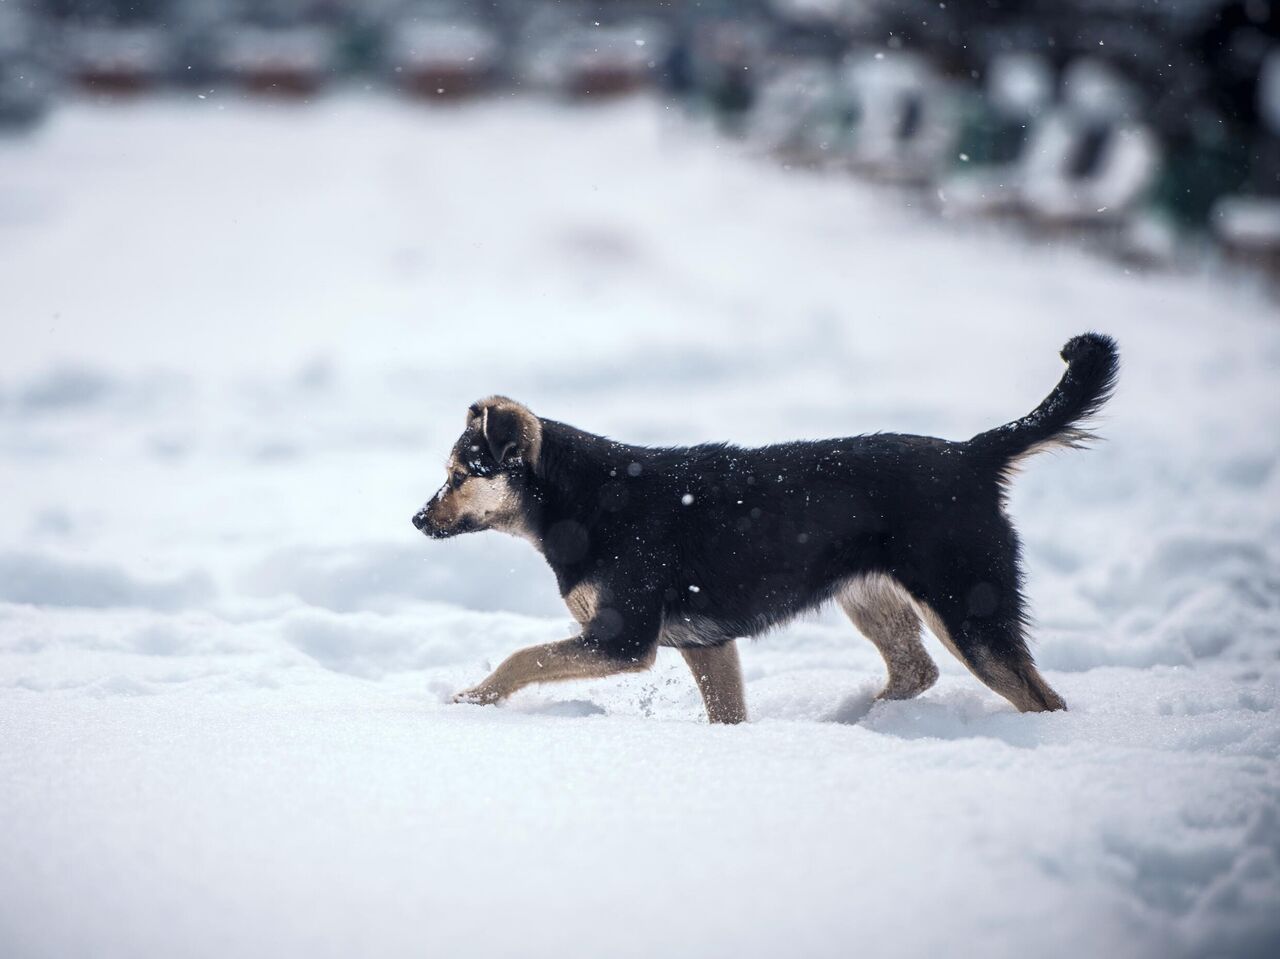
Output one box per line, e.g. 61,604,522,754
1192,0,1280,129
0,2,54,130
167,0,233,87
843,0,1280,277
685,17,767,134
1212,46,1280,277
953,53,1055,167
40,0,168,23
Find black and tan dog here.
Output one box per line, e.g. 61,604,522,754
413,333,1119,724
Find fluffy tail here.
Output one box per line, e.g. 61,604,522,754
969,333,1119,468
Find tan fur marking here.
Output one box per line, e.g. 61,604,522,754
915,601,965,662
453,638,655,705
969,647,1067,712
432,472,528,536
908,593,1066,713
838,574,939,700
565,582,599,625
680,642,748,724
1004,436,1078,474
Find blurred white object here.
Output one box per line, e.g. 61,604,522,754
522,21,667,98
1062,58,1142,124
386,20,500,99
941,114,1075,217
840,50,961,183
1214,196,1280,251
1020,122,1161,225
943,116,1161,224
63,25,170,94
218,25,336,95
768,0,847,21
750,59,839,159
987,52,1054,119
1120,211,1181,266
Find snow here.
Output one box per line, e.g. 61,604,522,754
1,94,1278,959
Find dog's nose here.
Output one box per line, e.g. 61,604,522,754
412,512,427,530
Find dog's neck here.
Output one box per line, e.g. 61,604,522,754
513,419,628,566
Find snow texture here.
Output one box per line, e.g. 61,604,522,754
1,95,1278,959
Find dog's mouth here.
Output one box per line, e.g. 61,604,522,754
411,512,474,539
411,511,443,538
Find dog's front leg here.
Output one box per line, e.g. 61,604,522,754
453,607,659,706
680,642,747,724
452,638,647,704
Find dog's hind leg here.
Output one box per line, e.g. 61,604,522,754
680,642,748,724
901,512,1066,713
838,574,939,701
912,590,1066,713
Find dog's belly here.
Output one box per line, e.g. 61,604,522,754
659,615,736,648
658,591,824,648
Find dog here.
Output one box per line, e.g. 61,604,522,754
412,333,1119,723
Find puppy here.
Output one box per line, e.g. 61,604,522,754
413,333,1119,723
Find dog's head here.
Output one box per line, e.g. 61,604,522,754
412,396,542,540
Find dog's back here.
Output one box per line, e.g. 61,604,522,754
557,335,1119,663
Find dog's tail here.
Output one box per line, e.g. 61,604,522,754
968,333,1119,473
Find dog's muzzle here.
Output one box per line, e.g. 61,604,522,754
411,510,439,536
412,509,461,539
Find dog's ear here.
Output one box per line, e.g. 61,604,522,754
482,406,522,464
467,397,542,468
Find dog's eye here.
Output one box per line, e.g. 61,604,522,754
449,471,467,491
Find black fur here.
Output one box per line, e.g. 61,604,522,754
414,334,1119,709
970,332,1120,484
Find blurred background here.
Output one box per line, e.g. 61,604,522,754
1,0,1279,273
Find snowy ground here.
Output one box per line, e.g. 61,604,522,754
1,93,1278,959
